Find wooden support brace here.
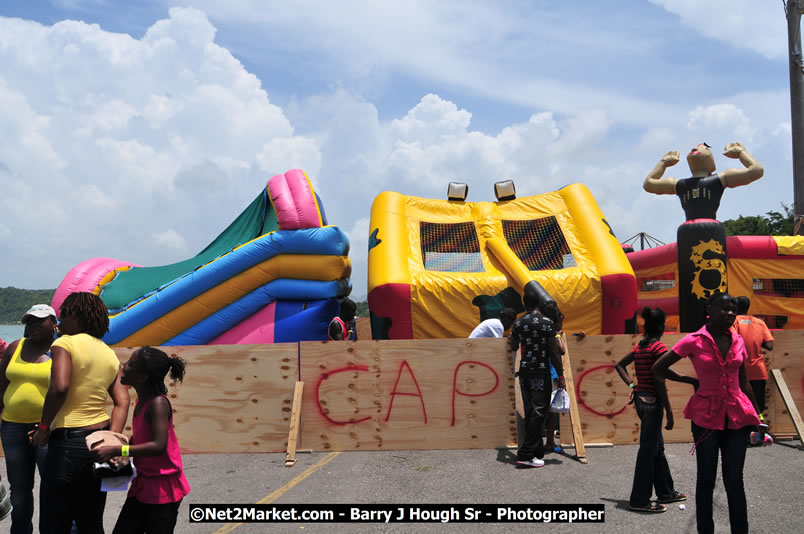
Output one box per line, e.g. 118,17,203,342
561,334,588,464
284,381,305,467
770,369,804,445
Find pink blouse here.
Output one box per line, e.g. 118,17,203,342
671,326,760,430
128,395,191,504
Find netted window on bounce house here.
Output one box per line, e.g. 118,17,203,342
752,278,804,298
501,217,574,271
420,221,485,273
639,273,676,291
756,314,789,329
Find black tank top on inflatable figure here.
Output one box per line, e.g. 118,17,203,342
675,176,724,220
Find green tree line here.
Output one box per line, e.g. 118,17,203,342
0,287,57,324
723,203,794,236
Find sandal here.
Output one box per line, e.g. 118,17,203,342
658,492,687,504
629,502,667,513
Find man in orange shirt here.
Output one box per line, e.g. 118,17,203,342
732,296,774,414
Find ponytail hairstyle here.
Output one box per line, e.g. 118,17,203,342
139,346,186,395
640,307,666,345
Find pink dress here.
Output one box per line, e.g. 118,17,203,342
671,326,760,430
128,396,191,504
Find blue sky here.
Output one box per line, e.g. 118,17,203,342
0,1,794,298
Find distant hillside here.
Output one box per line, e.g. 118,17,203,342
0,287,56,324
0,287,368,323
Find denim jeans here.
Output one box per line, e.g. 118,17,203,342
1,421,47,534
691,421,749,534
517,372,551,461
40,427,108,534
629,396,676,506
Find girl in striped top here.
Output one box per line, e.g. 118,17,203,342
615,307,686,513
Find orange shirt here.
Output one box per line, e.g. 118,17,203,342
732,315,773,380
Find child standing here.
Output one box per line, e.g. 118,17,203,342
615,307,686,513
94,346,190,534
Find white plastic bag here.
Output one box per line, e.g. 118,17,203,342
550,387,570,414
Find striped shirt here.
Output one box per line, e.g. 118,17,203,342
631,340,667,395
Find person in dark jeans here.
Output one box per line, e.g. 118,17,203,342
508,291,564,468
616,307,686,513
30,292,130,534
654,293,763,534
0,304,57,534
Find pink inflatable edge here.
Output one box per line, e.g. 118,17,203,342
267,169,322,230
51,257,141,316
209,301,276,345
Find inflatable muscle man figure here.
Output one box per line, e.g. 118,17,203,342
642,142,764,332
643,142,764,220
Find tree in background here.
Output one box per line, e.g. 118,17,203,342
355,301,369,318
723,203,794,236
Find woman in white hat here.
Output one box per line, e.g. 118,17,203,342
0,304,57,534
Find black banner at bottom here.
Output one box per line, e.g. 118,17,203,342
189,503,605,523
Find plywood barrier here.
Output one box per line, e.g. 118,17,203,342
1,330,798,456
111,344,298,453
298,338,517,451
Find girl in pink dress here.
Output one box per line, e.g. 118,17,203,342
94,346,190,534
653,293,762,534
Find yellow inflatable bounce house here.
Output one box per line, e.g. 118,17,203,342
368,183,637,339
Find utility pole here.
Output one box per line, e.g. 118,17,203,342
787,0,804,234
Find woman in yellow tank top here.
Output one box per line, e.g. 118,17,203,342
30,292,130,534
0,304,57,534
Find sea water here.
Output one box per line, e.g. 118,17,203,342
0,324,25,342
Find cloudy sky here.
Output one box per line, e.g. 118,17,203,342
0,1,795,298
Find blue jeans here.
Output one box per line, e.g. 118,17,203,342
629,396,676,506
40,427,108,534
1,421,47,534
692,421,749,534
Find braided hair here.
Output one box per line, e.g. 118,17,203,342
139,346,186,395
61,292,109,339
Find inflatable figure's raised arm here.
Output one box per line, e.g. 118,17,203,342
643,151,681,195
719,142,764,189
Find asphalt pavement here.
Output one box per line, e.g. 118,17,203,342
1,438,802,533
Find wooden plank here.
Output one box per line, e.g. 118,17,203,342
561,333,587,463
112,344,298,453
298,338,516,451
765,331,804,436
284,381,305,466
770,369,804,443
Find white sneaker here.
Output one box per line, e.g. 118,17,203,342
516,458,545,468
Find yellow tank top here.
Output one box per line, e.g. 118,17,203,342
2,338,52,424
50,333,120,429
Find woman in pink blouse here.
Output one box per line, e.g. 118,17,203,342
653,292,762,534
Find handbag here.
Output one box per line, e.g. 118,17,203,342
550,387,570,414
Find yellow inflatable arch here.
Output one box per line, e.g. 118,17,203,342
367,184,637,339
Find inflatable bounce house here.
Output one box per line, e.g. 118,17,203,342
51,169,352,346
367,183,637,339
629,235,804,331
640,141,804,331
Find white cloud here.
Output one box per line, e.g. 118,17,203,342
0,8,316,287
151,229,187,252
649,0,786,59
256,137,322,183
686,104,755,143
